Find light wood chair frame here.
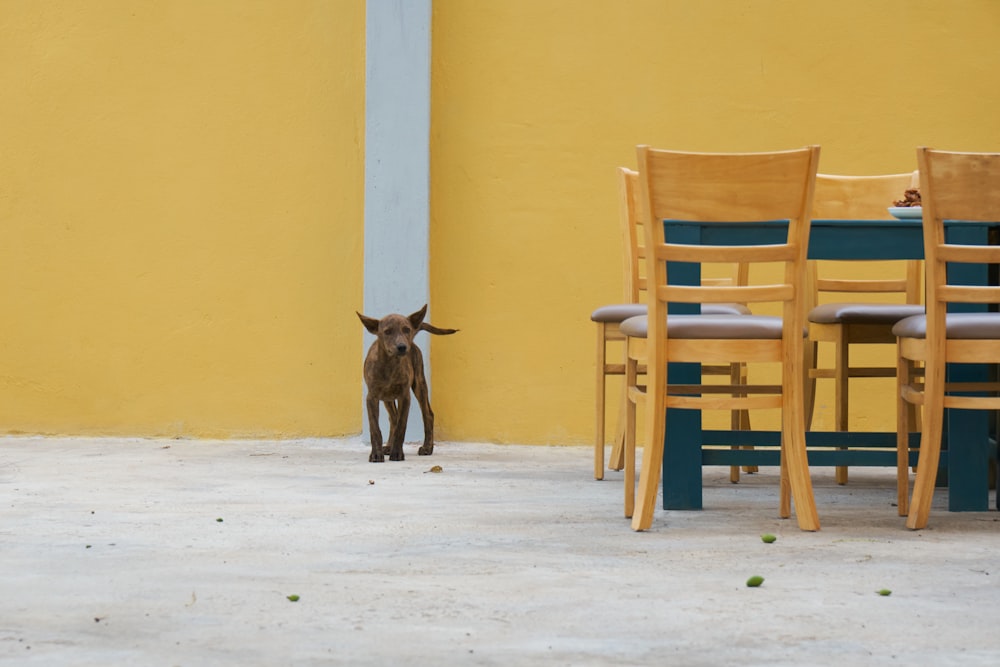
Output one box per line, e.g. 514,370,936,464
591,169,643,479
805,172,923,485
626,145,821,532
896,147,1000,529
594,168,750,483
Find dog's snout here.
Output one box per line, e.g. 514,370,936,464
396,344,408,355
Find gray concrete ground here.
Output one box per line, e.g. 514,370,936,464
2,436,999,666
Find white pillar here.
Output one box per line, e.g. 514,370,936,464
363,0,432,441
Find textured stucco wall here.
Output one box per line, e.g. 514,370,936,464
4,1,1000,444
429,0,1000,443
0,1,365,437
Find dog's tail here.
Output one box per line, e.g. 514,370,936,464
420,322,459,336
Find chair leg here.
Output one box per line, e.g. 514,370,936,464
729,362,743,482
594,325,607,480
631,363,665,532
910,378,922,473
995,420,1000,511
779,441,791,519
630,426,663,531
624,354,638,518
729,362,755,483
804,339,819,430
782,361,820,531
608,390,626,472
738,362,756,474
906,358,946,530
834,333,849,485
895,353,911,517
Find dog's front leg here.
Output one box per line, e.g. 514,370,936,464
387,394,410,461
366,395,385,463
412,372,435,456
382,400,399,456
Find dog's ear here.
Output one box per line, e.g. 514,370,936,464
357,312,381,334
407,304,428,330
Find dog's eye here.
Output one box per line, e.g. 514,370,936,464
383,327,394,335
402,326,411,334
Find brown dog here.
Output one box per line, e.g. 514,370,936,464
357,304,458,462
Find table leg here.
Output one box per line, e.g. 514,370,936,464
662,235,704,511
663,363,703,510
944,226,992,511
944,408,991,511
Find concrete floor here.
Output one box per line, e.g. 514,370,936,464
2,436,999,666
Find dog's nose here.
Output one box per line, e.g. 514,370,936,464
396,344,408,355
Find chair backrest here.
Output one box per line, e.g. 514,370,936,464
811,172,922,306
618,166,749,304
636,146,820,331
617,167,643,302
917,148,1000,318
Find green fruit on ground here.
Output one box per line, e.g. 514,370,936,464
746,575,764,587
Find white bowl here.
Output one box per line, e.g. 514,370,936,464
888,206,922,220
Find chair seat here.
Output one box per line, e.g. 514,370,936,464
591,303,647,323
621,314,798,340
808,302,924,325
893,312,1000,339
703,303,752,316
592,302,749,323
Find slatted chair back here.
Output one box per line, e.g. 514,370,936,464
900,148,1000,528
626,145,821,532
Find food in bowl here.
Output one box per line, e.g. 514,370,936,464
893,188,921,207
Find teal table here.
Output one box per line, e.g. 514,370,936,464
662,218,998,512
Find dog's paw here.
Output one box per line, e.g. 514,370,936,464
389,449,405,462
418,445,434,456
382,445,392,455
369,451,385,463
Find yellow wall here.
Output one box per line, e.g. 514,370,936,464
4,1,1000,444
0,1,365,437
430,0,1000,443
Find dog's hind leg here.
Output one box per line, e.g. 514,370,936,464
366,395,385,463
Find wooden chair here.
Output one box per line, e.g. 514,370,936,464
591,168,750,481
895,147,1000,529
621,145,821,532
806,172,923,485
